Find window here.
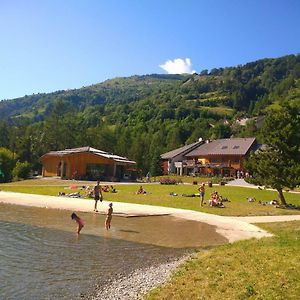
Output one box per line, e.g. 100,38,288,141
221,146,228,149
86,164,106,179
233,145,240,149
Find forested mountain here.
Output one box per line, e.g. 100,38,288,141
0,54,299,175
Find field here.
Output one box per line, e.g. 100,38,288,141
146,221,300,300
1,178,300,217
1,178,299,299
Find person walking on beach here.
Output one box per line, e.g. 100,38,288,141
94,180,103,212
71,212,84,234
105,203,113,230
198,183,205,207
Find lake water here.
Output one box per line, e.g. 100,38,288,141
0,203,227,299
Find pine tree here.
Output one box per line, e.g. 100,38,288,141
245,103,300,205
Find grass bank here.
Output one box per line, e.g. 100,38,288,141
146,221,300,300
1,179,299,216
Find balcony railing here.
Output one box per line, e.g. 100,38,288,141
181,160,233,168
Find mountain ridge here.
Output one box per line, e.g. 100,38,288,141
0,54,299,174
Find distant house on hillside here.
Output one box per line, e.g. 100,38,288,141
235,116,265,128
160,140,205,175
161,138,259,177
40,147,137,181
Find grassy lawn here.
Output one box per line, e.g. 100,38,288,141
1,180,299,299
1,179,299,216
146,221,300,300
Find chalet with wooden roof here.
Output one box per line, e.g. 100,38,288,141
40,147,137,181
161,138,259,177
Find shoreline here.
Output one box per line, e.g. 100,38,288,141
1,190,294,300
89,252,194,300
0,190,273,243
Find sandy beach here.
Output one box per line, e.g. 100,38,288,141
0,190,273,243
2,190,300,299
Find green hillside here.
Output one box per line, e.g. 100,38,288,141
0,54,299,174
0,74,187,120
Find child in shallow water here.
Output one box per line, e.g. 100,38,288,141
71,212,84,234
105,203,113,230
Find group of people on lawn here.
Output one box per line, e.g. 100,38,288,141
72,180,228,234
198,183,226,208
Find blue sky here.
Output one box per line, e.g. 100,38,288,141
0,0,299,100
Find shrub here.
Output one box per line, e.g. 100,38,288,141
0,147,15,182
12,161,32,180
159,177,178,185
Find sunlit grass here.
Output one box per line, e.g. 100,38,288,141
146,221,300,300
1,180,299,216
201,106,235,116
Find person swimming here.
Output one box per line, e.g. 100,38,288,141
71,212,85,234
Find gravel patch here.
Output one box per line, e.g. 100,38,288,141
89,254,192,300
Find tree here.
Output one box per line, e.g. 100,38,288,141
149,150,162,176
245,103,300,205
12,161,32,180
200,69,208,76
0,147,16,182
42,99,71,150
210,123,232,139
0,121,10,148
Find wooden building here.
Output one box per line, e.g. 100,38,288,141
160,140,204,175
40,147,137,181
161,138,259,177
186,137,258,177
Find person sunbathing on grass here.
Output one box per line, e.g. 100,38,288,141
102,185,110,192
136,185,147,194
109,185,117,193
182,193,196,197
209,191,225,208
247,197,256,202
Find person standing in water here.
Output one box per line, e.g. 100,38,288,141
93,180,103,212
71,212,84,234
198,183,205,207
105,203,113,230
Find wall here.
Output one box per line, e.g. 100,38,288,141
41,153,115,179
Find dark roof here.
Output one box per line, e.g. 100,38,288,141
186,138,256,157
161,141,204,159
44,146,106,156
41,147,136,164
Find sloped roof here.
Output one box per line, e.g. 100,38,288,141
41,146,136,164
186,138,256,157
161,141,203,159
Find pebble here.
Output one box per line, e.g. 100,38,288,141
89,254,192,300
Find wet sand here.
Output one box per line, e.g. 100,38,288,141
0,190,272,243
0,191,275,300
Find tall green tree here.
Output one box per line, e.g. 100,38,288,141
0,121,10,148
42,99,71,150
0,147,16,182
149,150,162,176
210,123,232,139
245,103,300,205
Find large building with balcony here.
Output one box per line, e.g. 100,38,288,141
160,140,204,175
161,137,258,177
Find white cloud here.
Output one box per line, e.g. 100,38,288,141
159,58,196,74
